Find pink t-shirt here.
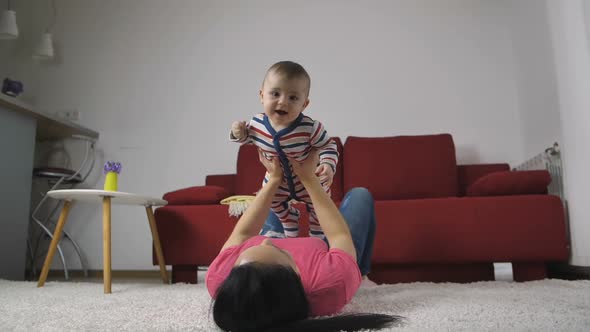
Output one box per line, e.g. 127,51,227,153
206,235,362,317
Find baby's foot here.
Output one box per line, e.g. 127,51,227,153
361,276,378,288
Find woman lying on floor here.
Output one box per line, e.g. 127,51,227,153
206,149,402,332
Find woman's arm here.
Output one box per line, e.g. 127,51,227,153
290,152,357,260
220,150,283,251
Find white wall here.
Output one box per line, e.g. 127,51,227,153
6,0,530,271
0,41,16,82
505,0,561,158
0,0,39,103
545,0,590,267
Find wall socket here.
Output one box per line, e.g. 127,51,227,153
55,110,80,121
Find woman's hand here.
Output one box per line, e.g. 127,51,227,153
220,149,284,251
289,150,320,184
290,149,357,259
258,149,282,183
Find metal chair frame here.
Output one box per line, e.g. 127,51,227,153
27,135,97,280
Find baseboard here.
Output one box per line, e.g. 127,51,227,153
547,263,590,280
29,265,588,281
26,269,172,280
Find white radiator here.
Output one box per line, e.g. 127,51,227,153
513,142,565,201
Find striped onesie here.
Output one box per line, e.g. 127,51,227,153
231,113,338,238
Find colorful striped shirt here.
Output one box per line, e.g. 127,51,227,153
231,113,338,199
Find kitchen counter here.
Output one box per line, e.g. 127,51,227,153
0,93,99,280
0,94,99,141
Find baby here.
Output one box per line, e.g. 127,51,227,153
230,61,338,239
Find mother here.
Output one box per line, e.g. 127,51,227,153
206,150,400,331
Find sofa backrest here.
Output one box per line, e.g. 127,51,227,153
235,144,266,195
343,134,459,200
235,137,345,201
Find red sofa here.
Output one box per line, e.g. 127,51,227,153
154,134,569,284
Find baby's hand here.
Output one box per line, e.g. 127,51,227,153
231,121,247,139
315,163,334,188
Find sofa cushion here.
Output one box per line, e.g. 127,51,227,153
328,137,344,201
466,170,551,196
343,134,459,200
205,174,236,195
457,164,510,196
235,137,345,201
163,186,231,205
235,144,266,195
372,195,567,264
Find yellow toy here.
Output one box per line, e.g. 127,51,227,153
220,195,256,217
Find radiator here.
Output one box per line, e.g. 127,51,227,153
513,142,570,245
513,142,565,201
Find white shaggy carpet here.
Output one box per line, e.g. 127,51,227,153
1,277,589,331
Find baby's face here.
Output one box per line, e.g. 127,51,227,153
259,71,310,130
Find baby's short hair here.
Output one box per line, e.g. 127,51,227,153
264,61,311,95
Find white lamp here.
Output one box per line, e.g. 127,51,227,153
33,0,56,60
0,0,18,40
33,32,54,59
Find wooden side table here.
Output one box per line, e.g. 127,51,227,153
37,189,169,293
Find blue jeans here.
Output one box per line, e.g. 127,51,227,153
260,187,376,276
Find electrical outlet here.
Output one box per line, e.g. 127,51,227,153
69,110,80,121
55,110,80,121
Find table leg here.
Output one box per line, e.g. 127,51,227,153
37,201,73,287
145,206,169,284
103,197,112,294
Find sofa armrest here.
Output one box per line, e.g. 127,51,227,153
457,164,509,196
205,174,236,194
163,185,231,205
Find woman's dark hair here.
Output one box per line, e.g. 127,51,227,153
212,263,403,332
